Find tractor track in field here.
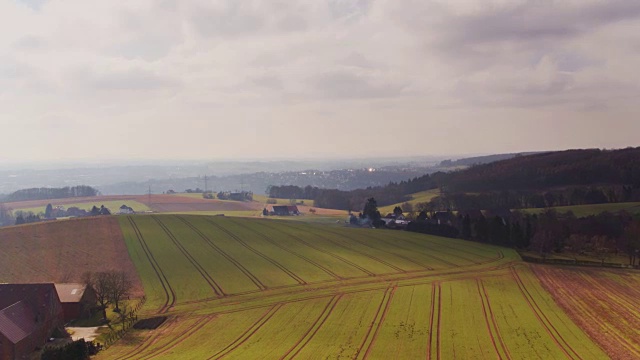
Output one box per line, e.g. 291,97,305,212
176,216,267,291
128,217,176,314
426,282,441,360
258,221,377,277
204,217,307,286
402,237,488,265
152,216,225,297
357,285,397,359
207,303,284,360
279,294,343,360
317,227,434,271
379,232,506,266
366,233,460,268
283,223,409,274
137,315,216,360
476,279,511,360
226,217,343,281
510,267,583,360
170,260,516,315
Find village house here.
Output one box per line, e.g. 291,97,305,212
270,205,300,216
0,284,64,360
118,205,135,215
53,284,97,323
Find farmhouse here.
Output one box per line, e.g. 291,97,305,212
0,284,64,360
271,205,300,216
54,283,97,322
118,205,135,215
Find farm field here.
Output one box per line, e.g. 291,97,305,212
0,217,143,295
532,265,640,359
96,215,615,359
520,201,640,217
378,189,440,214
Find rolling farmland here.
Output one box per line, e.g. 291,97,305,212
93,215,617,359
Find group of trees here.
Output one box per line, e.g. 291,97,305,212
13,204,112,225
41,339,99,360
0,203,15,226
82,271,133,321
404,208,640,266
3,186,99,202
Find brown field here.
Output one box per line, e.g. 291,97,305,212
142,194,262,212
4,195,140,210
532,264,640,360
0,217,143,295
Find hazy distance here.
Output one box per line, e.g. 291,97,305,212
1,0,639,163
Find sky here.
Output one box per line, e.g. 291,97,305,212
1,0,639,162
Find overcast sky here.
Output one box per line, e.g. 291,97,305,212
1,0,639,162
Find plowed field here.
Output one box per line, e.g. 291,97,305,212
0,217,143,295
532,265,640,360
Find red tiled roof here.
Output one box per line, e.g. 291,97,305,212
0,301,37,344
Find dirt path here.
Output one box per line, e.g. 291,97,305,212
68,326,105,341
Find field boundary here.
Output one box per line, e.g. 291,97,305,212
127,217,176,314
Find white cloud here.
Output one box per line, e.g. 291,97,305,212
0,0,639,162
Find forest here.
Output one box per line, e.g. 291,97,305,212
2,185,99,202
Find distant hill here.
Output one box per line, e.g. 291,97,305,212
438,147,640,193
439,152,543,168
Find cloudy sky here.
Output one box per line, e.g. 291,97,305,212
1,0,639,162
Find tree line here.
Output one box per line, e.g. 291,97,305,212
404,208,640,266
3,185,99,202
13,204,112,225
423,185,640,212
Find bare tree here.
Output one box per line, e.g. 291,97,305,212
83,271,112,321
109,271,132,313
83,270,133,321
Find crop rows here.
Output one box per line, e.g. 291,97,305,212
100,215,612,359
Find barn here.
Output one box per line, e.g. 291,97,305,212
0,283,64,360
54,284,97,322
271,205,300,216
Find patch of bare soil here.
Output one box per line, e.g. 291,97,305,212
532,264,640,360
133,317,168,330
0,217,143,296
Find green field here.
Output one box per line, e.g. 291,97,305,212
96,215,608,359
521,202,640,218
13,200,150,215
253,194,316,207
378,189,440,215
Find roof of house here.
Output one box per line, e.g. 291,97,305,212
54,283,88,303
0,283,60,311
0,300,37,344
286,206,299,212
